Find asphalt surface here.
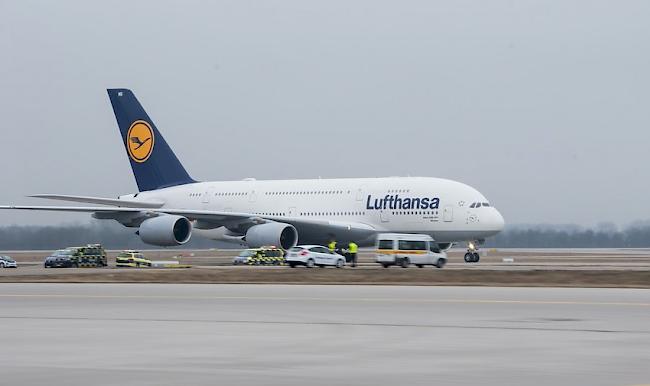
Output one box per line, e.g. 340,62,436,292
2,248,649,287
0,284,648,386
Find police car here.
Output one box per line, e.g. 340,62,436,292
0,255,17,268
285,245,346,268
233,246,285,265
44,245,107,268
115,251,152,267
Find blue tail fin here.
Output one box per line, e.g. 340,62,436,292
107,89,196,192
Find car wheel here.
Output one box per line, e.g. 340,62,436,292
335,259,344,268
401,258,410,268
72,263,79,268
436,259,446,268
289,262,296,268
416,264,423,268
382,264,390,268
306,258,315,268
0,262,4,268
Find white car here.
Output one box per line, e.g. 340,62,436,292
285,245,346,268
0,255,17,268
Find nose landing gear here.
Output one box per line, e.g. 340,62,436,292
464,242,480,263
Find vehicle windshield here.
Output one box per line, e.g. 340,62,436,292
238,250,256,257
117,253,133,258
289,247,304,252
55,249,74,256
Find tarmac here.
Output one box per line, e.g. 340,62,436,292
2,248,649,287
0,283,648,386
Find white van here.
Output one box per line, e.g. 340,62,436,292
375,233,447,268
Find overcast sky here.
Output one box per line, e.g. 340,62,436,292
1,0,649,227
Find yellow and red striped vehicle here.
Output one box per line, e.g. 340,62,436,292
375,233,447,268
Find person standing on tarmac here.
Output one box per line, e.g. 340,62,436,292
328,239,337,253
348,241,358,267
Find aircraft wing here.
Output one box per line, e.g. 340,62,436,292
28,194,164,208
0,205,377,237
0,205,252,222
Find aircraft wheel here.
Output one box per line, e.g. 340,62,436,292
473,253,480,262
464,253,473,263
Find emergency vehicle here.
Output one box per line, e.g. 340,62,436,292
233,246,285,265
115,250,152,267
44,244,107,268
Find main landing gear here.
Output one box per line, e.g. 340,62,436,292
464,241,480,263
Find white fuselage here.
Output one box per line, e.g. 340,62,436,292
123,176,505,247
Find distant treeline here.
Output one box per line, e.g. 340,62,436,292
1,221,650,250
0,221,230,250
485,222,650,248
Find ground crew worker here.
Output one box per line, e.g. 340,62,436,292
328,239,337,252
348,241,358,267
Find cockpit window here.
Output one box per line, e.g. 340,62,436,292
482,202,490,207
470,203,476,208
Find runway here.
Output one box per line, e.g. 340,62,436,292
0,284,648,386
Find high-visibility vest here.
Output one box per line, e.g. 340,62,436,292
328,241,337,251
348,242,358,253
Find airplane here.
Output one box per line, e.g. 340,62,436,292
0,89,504,260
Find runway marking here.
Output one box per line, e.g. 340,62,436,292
0,315,647,334
0,294,648,307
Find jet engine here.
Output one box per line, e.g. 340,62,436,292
245,223,298,250
138,215,192,246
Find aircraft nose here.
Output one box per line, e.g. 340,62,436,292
492,209,505,232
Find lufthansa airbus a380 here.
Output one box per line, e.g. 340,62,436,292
1,89,504,258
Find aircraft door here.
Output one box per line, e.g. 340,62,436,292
380,210,389,223
355,187,365,201
202,188,213,204
288,207,297,217
443,205,453,222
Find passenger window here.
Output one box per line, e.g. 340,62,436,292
470,203,476,208
398,240,426,251
378,240,393,250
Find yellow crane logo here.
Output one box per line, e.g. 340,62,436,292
127,120,155,163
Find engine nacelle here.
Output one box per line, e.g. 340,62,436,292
245,223,298,250
139,215,192,246
436,242,454,251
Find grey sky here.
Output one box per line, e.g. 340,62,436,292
1,0,649,227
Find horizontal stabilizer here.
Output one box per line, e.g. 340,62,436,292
29,194,164,208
